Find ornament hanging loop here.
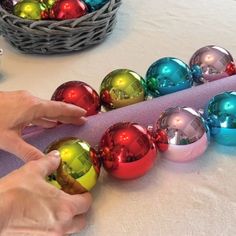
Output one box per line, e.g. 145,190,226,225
147,125,169,153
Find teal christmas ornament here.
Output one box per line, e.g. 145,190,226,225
205,91,236,146
83,0,109,11
191,64,203,83
145,57,193,97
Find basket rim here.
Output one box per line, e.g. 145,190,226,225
0,0,122,26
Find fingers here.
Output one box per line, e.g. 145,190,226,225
65,214,87,235
65,192,92,216
57,116,87,126
34,100,87,122
0,132,45,162
31,118,58,128
32,151,61,177
61,193,92,234
31,116,86,130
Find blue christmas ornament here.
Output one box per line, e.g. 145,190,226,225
145,57,193,97
191,65,203,83
83,0,109,11
205,91,236,146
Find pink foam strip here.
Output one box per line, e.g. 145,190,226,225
1,75,236,177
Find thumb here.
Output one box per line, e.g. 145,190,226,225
33,151,61,177
0,133,44,162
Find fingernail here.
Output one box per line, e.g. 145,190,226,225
80,108,87,115
81,117,87,122
49,150,60,158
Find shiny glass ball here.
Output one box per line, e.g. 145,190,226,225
1,0,20,13
49,0,88,20
100,69,146,110
205,91,236,146
52,81,101,116
13,0,48,20
146,57,193,97
42,0,56,9
156,107,208,162
190,45,236,83
84,0,109,11
99,122,157,179
45,137,100,194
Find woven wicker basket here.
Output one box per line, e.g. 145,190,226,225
0,0,121,54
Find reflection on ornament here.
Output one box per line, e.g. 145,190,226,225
49,0,88,20
156,107,208,162
84,0,109,12
100,69,146,110
190,45,236,83
14,0,48,20
99,122,157,179
41,0,56,9
45,137,100,194
205,91,236,145
52,81,101,116
146,57,193,97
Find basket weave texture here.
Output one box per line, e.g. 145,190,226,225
0,0,122,54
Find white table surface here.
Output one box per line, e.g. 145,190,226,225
1,0,236,235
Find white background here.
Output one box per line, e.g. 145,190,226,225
0,0,236,235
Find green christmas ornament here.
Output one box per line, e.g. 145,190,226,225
14,0,48,20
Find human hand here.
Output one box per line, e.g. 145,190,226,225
0,90,87,161
0,151,92,236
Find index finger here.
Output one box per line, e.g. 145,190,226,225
34,100,87,120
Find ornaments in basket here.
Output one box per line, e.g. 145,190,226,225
84,0,109,12
49,0,88,20
1,0,110,20
13,0,48,20
1,0,20,13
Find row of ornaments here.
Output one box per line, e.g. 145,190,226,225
0,0,109,20
51,45,236,115
46,91,236,194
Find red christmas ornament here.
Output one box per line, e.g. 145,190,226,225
225,62,236,76
52,81,101,116
99,122,157,180
147,127,169,152
49,0,88,20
